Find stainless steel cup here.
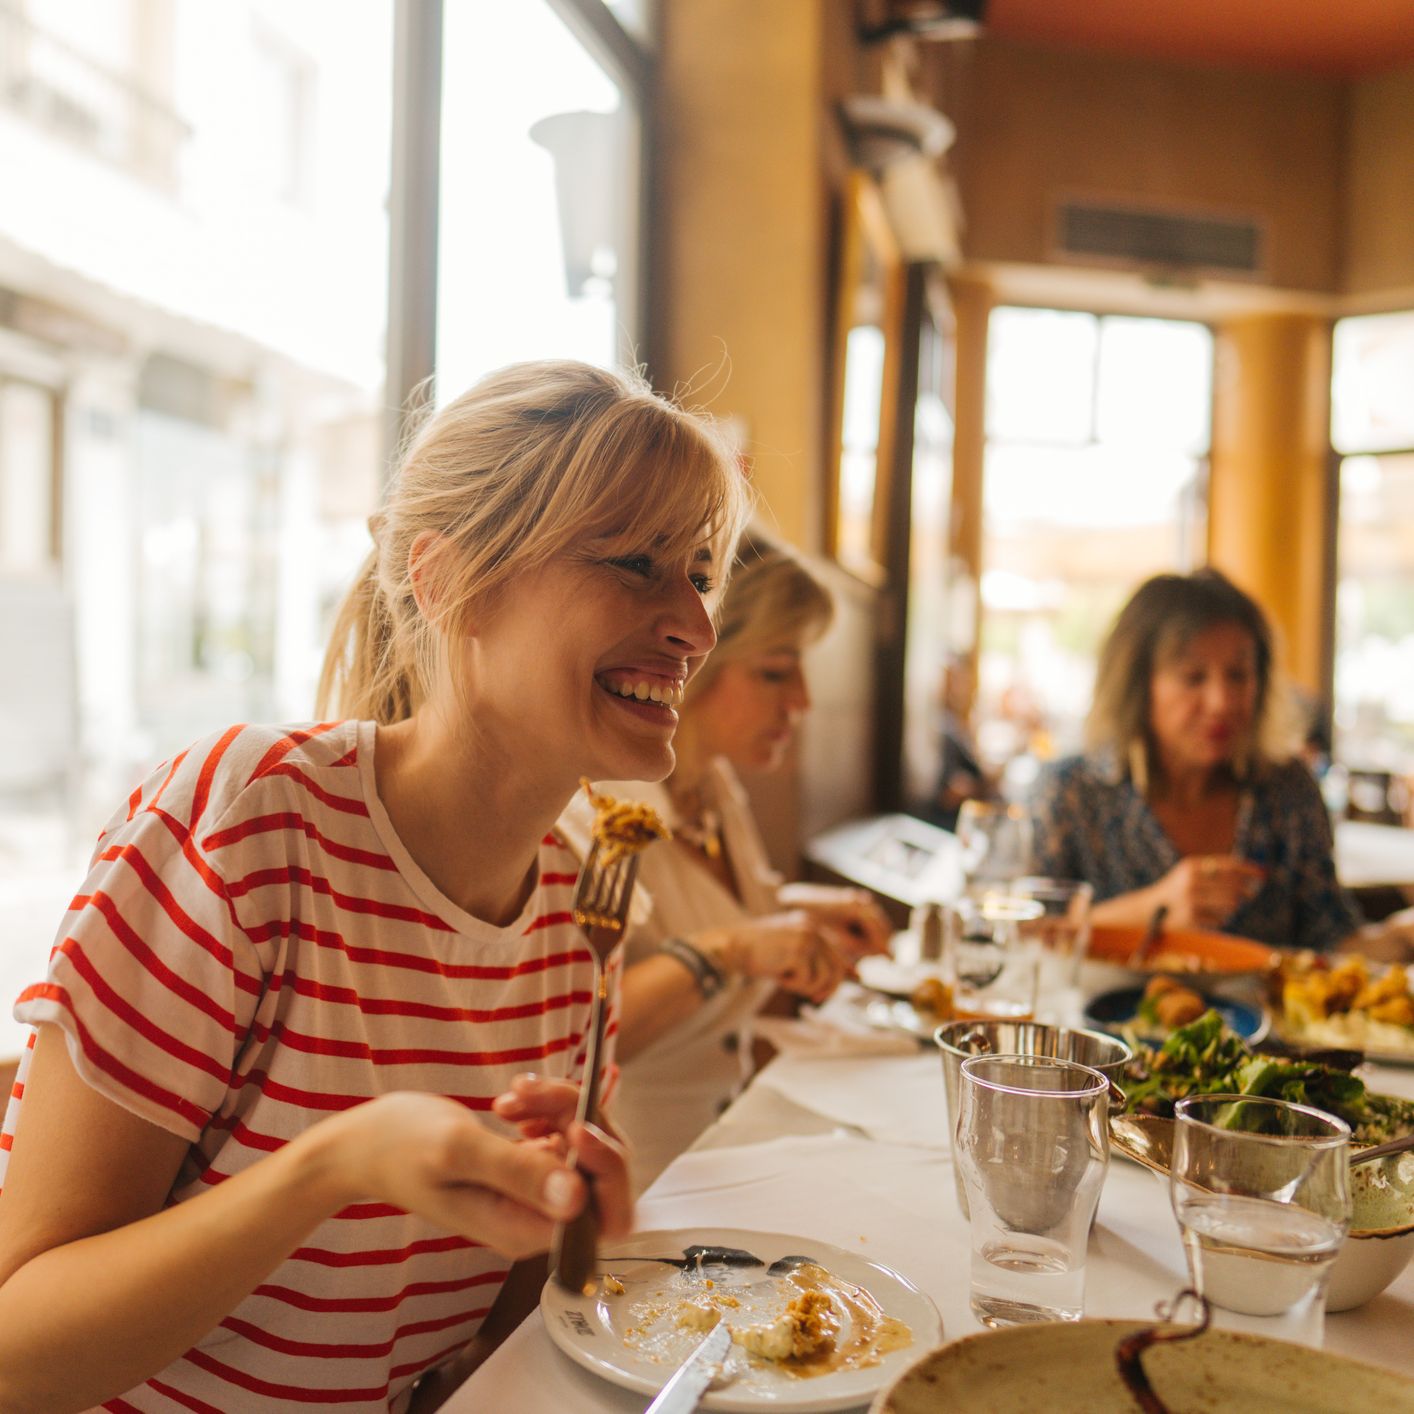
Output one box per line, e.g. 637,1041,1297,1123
935,1020,1133,1215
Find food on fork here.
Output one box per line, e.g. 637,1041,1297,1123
580,778,671,866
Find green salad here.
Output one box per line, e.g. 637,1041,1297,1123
1122,1011,1414,1144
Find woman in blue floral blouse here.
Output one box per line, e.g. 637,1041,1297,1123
1030,569,1369,953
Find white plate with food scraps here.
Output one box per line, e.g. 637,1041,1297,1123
856,954,947,1000
849,989,945,1045
540,1227,942,1412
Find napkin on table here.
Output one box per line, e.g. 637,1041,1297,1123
750,1051,951,1149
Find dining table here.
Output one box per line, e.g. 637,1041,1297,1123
443,987,1414,1412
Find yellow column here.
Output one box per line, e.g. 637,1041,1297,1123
654,0,827,550
1208,313,1333,695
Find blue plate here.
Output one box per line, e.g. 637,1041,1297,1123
1083,986,1269,1045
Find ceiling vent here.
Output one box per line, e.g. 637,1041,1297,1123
1054,200,1265,280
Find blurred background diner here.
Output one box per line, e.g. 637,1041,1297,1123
1032,568,1365,951
5,0,1414,1073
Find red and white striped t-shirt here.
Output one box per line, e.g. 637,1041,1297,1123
0,721,608,1412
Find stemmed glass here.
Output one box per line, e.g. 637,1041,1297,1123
1169,1095,1351,1348
955,801,1034,888
1009,876,1094,1013
944,895,1043,1023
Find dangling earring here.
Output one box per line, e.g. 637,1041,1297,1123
1127,739,1149,795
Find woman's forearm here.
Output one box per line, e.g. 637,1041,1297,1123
0,1117,351,1414
1090,885,1161,930
616,953,705,1061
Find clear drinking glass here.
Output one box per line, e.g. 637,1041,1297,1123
945,896,1042,1022
954,801,1034,885
1009,876,1094,1010
1170,1095,1351,1348
955,1054,1111,1327
936,1020,1131,1216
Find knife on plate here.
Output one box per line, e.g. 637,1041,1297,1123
643,1320,732,1414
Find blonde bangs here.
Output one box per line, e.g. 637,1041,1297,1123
535,395,749,575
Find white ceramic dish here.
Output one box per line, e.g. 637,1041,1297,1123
856,954,946,1001
1272,1014,1414,1069
540,1227,942,1412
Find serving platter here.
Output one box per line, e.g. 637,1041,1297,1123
1270,1020,1414,1070
540,1227,942,1412
1271,956,1414,1067
1086,923,1277,983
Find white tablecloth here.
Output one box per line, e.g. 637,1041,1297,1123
445,1051,1414,1412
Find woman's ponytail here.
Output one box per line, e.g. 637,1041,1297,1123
316,545,415,724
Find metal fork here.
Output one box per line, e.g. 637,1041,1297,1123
550,841,639,1292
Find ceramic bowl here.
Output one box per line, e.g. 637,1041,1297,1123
867,1319,1414,1412
1083,984,1269,1045
1326,1227,1414,1311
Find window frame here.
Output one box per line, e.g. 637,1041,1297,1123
385,0,655,465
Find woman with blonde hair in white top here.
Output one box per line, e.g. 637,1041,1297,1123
561,530,890,1193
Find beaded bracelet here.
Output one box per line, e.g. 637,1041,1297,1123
660,937,727,999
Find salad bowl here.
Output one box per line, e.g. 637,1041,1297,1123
1110,1011,1414,1307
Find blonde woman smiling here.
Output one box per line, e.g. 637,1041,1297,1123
0,362,748,1411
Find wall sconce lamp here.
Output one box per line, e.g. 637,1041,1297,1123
858,0,987,46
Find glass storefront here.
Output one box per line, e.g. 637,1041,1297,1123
1333,311,1414,783
978,307,1212,782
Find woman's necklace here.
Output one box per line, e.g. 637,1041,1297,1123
674,806,724,861
670,777,724,861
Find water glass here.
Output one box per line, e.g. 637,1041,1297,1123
955,1054,1111,1328
935,1020,1131,1215
1170,1095,1351,1348
945,896,1042,1024
955,801,1034,885
1010,876,1094,1007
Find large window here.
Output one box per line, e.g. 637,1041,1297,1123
1332,310,1414,778
0,1,394,1050
978,307,1212,779
0,0,654,1054
435,0,644,396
